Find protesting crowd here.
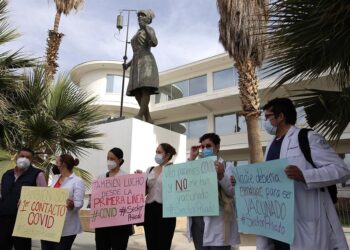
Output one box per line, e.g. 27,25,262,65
1,97,350,250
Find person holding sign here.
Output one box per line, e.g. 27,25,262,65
41,154,85,250
257,98,350,250
94,147,134,250
187,133,240,250
0,148,47,250
140,143,177,250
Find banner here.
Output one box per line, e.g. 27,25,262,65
12,187,69,242
90,173,146,228
162,156,219,217
233,159,294,244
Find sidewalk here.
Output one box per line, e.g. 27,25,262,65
31,231,256,250
32,228,350,250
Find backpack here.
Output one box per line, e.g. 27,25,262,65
298,128,338,204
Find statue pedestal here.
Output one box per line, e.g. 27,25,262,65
79,118,187,178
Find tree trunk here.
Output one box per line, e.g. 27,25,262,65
53,11,61,33
235,60,264,163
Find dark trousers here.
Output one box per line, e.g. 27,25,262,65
272,239,290,250
41,235,77,250
95,224,132,250
144,202,176,250
0,215,31,250
191,216,231,250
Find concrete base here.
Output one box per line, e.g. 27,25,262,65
79,118,186,178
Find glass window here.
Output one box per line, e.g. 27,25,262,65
188,118,208,138
296,106,307,127
215,113,236,135
106,74,122,93
158,118,207,138
213,67,237,90
215,113,247,135
189,75,207,96
172,80,189,100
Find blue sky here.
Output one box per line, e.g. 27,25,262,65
4,0,225,73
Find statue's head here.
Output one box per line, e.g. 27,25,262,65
137,9,155,24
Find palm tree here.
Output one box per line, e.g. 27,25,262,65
2,66,103,188
46,0,84,78
217,0,268,163
265,0,350,141
0,0,34,127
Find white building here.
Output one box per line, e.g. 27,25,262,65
70,53,350,172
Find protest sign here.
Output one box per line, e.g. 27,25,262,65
162,156,219,217
12,187,69,242
233,159,294,244
90,173,146,228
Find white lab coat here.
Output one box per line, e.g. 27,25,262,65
186,158,240,246
257,126,350,250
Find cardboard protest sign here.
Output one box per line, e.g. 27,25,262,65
12,187,69,242
90,173,146,228
162,156,219,217
233,159,294,244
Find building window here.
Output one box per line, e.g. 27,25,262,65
213,67,237,90
155,75,207,103
106,74,122,93
189,75,207,96
159,117,208,138
215,113,246,135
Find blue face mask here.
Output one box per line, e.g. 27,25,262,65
264,119,277,135
202,147,214,158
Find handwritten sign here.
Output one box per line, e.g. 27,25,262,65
162,157,219,217
233,159,294,244
12,187,69,242
90,173,146,228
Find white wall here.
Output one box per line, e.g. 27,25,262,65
78,118,186,180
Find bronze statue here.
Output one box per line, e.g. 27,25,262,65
124,9,159,123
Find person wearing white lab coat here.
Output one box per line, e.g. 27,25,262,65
257,98,350,250
187,133,240,250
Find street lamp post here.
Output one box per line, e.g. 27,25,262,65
116,9,137,118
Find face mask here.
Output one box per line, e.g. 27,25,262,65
202,148,214,158
154,154,164,165
16,157,30,169
107,160,117,170
264,119,277,135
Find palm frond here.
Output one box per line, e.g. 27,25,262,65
54,0,84,15
265,0,350,88
293,88,350,141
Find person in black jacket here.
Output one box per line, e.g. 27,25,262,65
0,148,47,250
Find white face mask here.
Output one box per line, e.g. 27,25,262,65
154,154,164,165
107,160,117,170
264,119,277,135
16,157,31,169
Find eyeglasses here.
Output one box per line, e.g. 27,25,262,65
264,113,275,121
191,144,213,150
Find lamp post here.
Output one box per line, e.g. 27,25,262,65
116,9,137,118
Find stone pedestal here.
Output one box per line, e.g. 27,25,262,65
79,118,187,178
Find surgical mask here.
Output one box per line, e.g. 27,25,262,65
107,160,117,170
264,119,277,135
154,154,164,165
202,148,214,158
16,157,30,169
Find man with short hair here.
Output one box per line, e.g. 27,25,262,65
257,98,350,250
0,148,47,250
187,133,240,250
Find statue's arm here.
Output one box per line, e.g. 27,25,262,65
144,26,158,47
123,59,133,70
